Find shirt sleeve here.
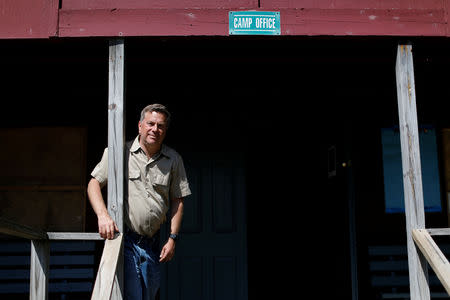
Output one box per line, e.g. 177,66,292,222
91,148,108,188
170,154,192,200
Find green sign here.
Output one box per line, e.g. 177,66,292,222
229,11,280,35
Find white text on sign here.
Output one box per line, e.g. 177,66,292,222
233,17,277,29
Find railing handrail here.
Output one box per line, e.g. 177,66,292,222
413,228,450,296
91,233,123,300
0,217,117,299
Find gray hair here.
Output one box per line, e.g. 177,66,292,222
140,103,171,127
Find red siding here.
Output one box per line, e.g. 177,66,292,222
260,0,445,9
280,7,448,36
0,0,58,38
59,6,450,37
61,0,257,9
59,9,230,37
1,0,450,38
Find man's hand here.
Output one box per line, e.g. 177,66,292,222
98,212,119,240
87,178,119,240
159,239,175,262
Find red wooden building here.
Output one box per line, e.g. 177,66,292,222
1,1,450,300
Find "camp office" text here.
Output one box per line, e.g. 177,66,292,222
233,17,277,29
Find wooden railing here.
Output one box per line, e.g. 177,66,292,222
412,229,450,296
0,216,122,300
0,38,125,300
91,233,123,299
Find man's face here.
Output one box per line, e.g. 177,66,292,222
138,111,168,148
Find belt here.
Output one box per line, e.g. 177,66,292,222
125,226,160,244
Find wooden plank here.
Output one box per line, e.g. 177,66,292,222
395,44,429,300
0,127,86,186
47,232,104,240
0,217,47,240
30,239,50,300
108,39,125,233
0,0,59,38
0,254,94,266
382,292,449,299
61,0,257,9
261,0,444,9
91,233,123,300
0,191,86,232
0,127,87,232
280,7,448,37
58,6,450,37
0,268,94,280
427,228,450,236
107,38,125,300
2,0,450,38
412,229,450,295
0,185,85,191
58,8,228,37
0,282,93,294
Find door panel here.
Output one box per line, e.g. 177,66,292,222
214,256,236,300
161,152,248,300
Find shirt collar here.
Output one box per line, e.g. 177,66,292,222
131,135,170,158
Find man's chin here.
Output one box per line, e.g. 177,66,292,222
144,138,159,146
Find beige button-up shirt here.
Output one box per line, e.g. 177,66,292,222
91,136,191,237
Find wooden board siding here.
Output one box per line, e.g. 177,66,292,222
260,0,445,9
57,0,450,37
1,0,450,38
0,127,87,232
0,0,59,38
58,9,230,37
60,0,258,9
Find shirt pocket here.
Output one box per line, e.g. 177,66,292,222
153,172,169,186
129,170,141,181
152,171,170,198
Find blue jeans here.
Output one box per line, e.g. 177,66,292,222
124,228,161,300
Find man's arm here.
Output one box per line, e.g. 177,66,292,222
159,197,184,262
87,178,119,240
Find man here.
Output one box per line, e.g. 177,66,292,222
87,103,191,300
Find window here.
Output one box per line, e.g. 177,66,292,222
381,126,442,213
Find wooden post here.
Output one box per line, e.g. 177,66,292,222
91,234,124,300
395,44,430,300
30,240,50,300
108,38,125,300
108,38,125,232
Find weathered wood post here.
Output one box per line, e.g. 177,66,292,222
108,38,125,300
30,240,50,300
395,44,430,300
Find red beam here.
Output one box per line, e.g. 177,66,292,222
60,0,446,10
0,0,59,39
260,0,445,10
1,0,449,38
59,9,229,37
59,7,450,37
282,8,449,36
61,0,258,10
